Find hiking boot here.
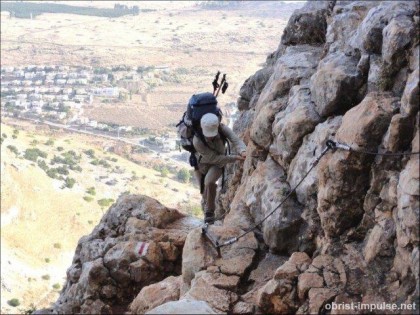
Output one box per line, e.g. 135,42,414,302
204,213,215,225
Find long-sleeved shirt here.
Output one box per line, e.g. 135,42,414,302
193,123,246,170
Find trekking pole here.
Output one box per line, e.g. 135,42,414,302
212,71,220,96
215,74,226,97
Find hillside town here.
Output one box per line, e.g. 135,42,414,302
1,65,126,125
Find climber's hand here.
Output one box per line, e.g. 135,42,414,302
235,155,246,161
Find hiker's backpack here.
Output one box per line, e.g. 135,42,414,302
176,92,223,167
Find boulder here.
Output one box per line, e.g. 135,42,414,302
251,45,323,148
281,1,332,45
401,46,419,117
237,67,274,111
288,116,342,207
317,93,397,237
351,1,417,54
326,1,376,53
298,273,324,300
308,288,337,314
146,299,217,314
395,129,420,250
184,271,240,312
270,85,321,169
257,278,297,314
129,276,181,314
382,16,415,66
181,226,257,292
51,194,197,314
310,51,365,117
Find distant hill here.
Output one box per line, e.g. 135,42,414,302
0,1,147,19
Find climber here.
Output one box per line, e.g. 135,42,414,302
193,113,246,224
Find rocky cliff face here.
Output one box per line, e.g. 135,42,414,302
40,1,419,314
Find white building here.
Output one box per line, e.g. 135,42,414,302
93,87,119,97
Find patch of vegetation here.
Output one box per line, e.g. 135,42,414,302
83,196,94,202
86,187,96,195
88,220,93,225
56,146,64,151
24,148,47,161
53,243,61,249
45,258,50,263
62,177,76,189
98,198,114,208
41,274,50,280
37,159,48,171
51,150,81,167
7,298,20,307
52,283,61,290
160,167,170,177
45,139,54,146
7,145,19,156
177,168,191,183
30,139,39,146
83,149,96,158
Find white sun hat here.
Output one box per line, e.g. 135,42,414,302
200,113,219,137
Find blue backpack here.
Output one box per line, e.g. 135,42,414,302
176,92,223,166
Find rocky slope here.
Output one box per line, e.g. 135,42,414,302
38,1,419,314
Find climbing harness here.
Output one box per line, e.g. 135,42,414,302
201,139,420,252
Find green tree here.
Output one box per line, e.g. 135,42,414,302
63,177,76,189
7,298,20,307
86,187,96,195
24,148,47,161
7,145,19,156
177,168,191,183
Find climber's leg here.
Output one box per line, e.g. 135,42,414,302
203,166,223,224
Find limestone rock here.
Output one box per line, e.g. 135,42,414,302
130,276,181,314
238,67,274,111
401,46,420,117
181,225,257,293
281,1,332,45
288,116,342,207
184,271,239,313
257,278,297,314
51,194,197,314
310,51,365,117
270,85,321,169
250,45,323,149
317,93,397,237
308,287,337,314
298,273,324,300
146,299,217,314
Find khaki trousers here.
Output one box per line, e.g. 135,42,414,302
195,166,223,216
